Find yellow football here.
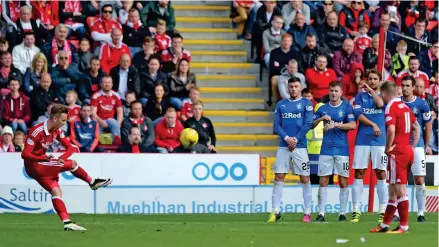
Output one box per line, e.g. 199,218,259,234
180,128,199,148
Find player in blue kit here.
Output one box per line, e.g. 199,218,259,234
268,77,314,223
401,76,432,222
313,81,356,222
351,70,388,223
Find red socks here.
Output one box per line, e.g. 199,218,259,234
52,197,70,222
397,195,409,227
382,200,397,226
71,166,92,184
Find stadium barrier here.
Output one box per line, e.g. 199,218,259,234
0,154,437,215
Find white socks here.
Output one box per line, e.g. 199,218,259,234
340,188,349,215
272,181,283,213
416,183,426,216
352,178,363,213
376,179,388,213
302,182,312,215
318,186,327,216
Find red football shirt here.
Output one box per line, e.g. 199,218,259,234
68,104,81,122
91,90,122,120
22,121,74,163
385,98,417,146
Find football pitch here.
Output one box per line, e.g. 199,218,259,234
0,213,437,247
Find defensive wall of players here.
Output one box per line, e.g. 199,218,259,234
0,153,437,215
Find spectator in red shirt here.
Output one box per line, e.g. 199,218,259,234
90,76,123,144
31,0,60,32
90,4,122,45
65,90,80,123
99,28,131,75
2,78,31,133
154,19,172,54
339,0,370,37
305,54,338,102
180,87,201,123
332,38,363,79
353,21,371,55
340,62,365,100
161,33,191,74
396,56,430,88
154,107,184,153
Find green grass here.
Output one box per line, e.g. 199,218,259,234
0,213,437,247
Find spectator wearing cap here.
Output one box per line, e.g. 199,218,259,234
0,126,21,152
139,56,167,104
2,78,31,133
405,18,432,55
313,0,335,29
154,107,184,153
253,0,282,60
299,33,330,74
275,59,306,101
262,15,285,68
122,8,152,56
339,0,370,37
110,53,141,101
89,4,123,45
7,5,49,48
99,28,131,75
50,50,88,105
121,101,155,153
40,24,79,68
141,0,176,35
12,32,40,75
161,33,191,74
305,55,338,102
70,104,101,153
317,11,349,56
269,33,299,76
0,51,23,89
418,40,438,80
332,38,363,78
59,0,88,39
133,37,157,72
144,83,170,126
287,12,317,50
282,0,310,29
90,76,123,145
362,34,392,73
29,73,57,122
31,0,60,33
169,59,196,110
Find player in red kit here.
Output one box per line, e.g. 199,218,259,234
370,81,421,234
21,104,112,231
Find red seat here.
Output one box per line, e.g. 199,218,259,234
427,21,437,31
69,39,79,49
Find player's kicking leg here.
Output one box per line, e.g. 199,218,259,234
291,148,312,222
69,160,113,190
267,148,289,222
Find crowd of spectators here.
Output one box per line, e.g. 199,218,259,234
231,0,438,152
0,0,217,154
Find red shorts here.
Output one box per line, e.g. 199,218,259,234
24,159,74,192
387,146,414,185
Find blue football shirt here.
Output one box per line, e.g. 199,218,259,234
402,97,432,147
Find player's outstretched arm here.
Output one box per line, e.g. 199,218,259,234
411,121,421,149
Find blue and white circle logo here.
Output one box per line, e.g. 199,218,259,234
192,162,247,181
